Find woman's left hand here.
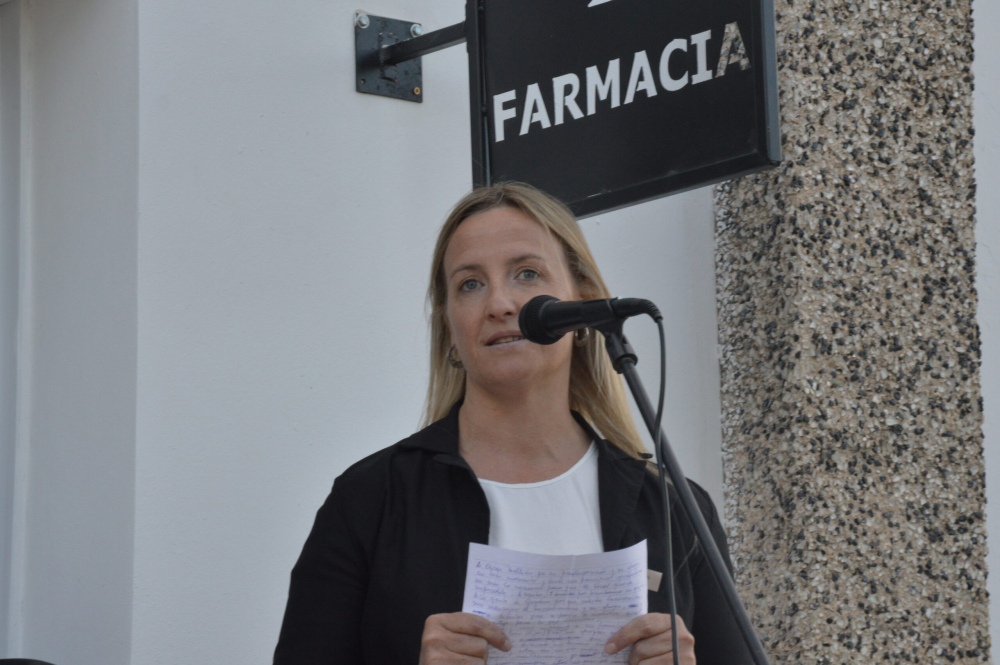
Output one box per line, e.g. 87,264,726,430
604,613,695,665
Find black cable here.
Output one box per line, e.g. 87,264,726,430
604,300,768,664
651,317,680,665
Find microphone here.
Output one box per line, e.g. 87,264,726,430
518,295,660,345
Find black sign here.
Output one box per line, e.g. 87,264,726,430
465,0,780,217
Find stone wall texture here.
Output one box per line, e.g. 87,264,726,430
714,0,988,662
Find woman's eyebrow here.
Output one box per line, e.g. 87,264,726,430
506,253,546,266
449,262,482,279
449,254,547,279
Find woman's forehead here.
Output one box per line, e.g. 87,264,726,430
446,208,561,262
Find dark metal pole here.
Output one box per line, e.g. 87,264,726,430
600,328,772,665
380,22,467,66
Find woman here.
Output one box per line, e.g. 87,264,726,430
274,183,748,665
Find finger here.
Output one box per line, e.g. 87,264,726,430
421,619,494,664
627,616,695,665
434,612,513,651
605,613,672,654
630,633,697,665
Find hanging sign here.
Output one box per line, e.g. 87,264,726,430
465,0,780,217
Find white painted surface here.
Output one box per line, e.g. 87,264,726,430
972,0,1000,653
0,2,21,655
3,0,138,663
584,192,723,492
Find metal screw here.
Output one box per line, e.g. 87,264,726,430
410,23,423,37
355,13,370,29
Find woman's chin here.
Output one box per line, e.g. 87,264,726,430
468,366,569,399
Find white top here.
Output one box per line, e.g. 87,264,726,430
478,442,604,555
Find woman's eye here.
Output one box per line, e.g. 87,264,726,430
459,278,481,292
518,269,539,281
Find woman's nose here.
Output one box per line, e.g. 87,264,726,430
485,284,519,320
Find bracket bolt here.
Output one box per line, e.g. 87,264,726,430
355,13,370,29
410,23,423,37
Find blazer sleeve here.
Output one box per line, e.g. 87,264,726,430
687,481,758,665
273,470,381,665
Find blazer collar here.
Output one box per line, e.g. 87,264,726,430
401,402,649,551
398,401,463,455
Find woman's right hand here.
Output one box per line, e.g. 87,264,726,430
419,612,512,664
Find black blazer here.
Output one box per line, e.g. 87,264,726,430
274,404,754,664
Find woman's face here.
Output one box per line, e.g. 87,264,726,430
442,206,582,399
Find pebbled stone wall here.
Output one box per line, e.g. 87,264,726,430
714,0,988,662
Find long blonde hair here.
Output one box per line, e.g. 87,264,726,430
423,182,646,459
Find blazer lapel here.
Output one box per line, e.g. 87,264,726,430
595,438,648,551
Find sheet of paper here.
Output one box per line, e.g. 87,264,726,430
462,540,648,665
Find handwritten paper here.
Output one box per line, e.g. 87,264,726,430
462,541,648,664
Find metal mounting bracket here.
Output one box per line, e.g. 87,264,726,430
355,13,423,102
354,13,467,103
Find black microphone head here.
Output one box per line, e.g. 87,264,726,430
519,295,563,345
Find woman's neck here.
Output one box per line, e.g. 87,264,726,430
457,388,591,483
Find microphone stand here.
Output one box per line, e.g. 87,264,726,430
594,319,772,665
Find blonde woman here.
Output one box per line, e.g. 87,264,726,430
275,183,746,665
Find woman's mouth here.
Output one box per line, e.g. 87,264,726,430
488,334,524,346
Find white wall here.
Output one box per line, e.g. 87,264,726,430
0,2,21,655
585,194,724,490
3,0,138,663
0,4,21,653
132,1,722,663
972,0,1000,654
